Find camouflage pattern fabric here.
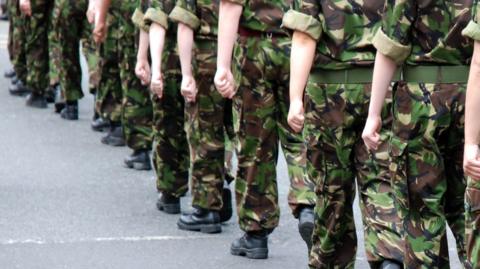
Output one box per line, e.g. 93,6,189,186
232,34,316,232
23,0,52,94
388,82,467,268
303,81,402,269
283,1,404,267
169,0,234,210
461,2,480,267
373,1,472,267
80,27,101,95
99,2,153,151
50,0,88,101
144,0,189,198
7,0,27,83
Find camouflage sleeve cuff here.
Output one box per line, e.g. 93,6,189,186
132,8,150,32
282,10,322,40
222,0,245,5
373,30,411,64
144,7,169,30
169,6,200,30
462,20,480,41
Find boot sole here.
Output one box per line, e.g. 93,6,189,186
156,201,181,214
91,126,109,132
230,246,268,259
177,220,222,234
9,91,30,97
101,139,126,147
124,162,152,171
60,115,79,121
299,221,314,252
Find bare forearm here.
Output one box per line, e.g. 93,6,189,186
96,0,110,24
368,51,398,118
217,1,242,69
290,31,316,103
178,23,194,77
465,41,480,145
137,29,150,61
149,23,166,75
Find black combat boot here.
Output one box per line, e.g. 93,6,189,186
124,149,151,170
177,207,222,233
4,69,15,78
298,206,314,253
11,75,19,84
25,93,47,109
9,81,30,96
379,260,402,269
0,12,8,21
101,123,125,147
231,230,269,259
60,101,79,120
219,185,233,223
91,116,110,132
156,193,181,214
45,86,58,103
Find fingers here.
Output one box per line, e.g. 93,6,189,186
287,114,304,133
362,132,381,151
465,160,480,180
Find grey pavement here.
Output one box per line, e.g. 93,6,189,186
0,21,462,269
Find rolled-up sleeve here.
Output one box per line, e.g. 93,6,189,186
144,7,169,29
282,0,323,40
463,2,480,40
169,0,200,30
132,8,150,32
222,0,245,5
373,0,413,64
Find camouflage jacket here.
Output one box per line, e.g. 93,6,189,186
143,0,177,37
169,0,219,39
224,0,291,35
283,0,385,70
463,0,480,42
374,0,473,65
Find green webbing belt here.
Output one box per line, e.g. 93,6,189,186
308,66,469,84
309,68,402,84
402,65,469,83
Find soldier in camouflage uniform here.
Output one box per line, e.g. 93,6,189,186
363,0,472,268
140,0,190,214
7,0,29,96
283,0,403,267
49,0,88,120
168,0,235,233
97,0,153,171
19,0,52,108
215,0,316,259
461,3,480,267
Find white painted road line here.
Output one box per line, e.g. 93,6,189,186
1,235,216,246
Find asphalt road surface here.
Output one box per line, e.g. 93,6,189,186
0,21,462,269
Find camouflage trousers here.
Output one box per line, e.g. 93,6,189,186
389,82,467,268
304,79,402,269
232,35,316,232
23,0,51,94
81,33,101,94
184,39,235,211
50,0,88,101
466,177,480,269
153,40,189,198
97,9,153,151
7,0,27,83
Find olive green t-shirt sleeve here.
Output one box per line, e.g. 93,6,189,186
373,0,413,64
282,0,323,40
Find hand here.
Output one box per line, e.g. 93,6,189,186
19,0,31,16
135,58,151,86
362,116,382,151
93,14,108,44
181,75,197,103
288,99,305,133
150,71,164,99
464,143,480,180
214,67,236,99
